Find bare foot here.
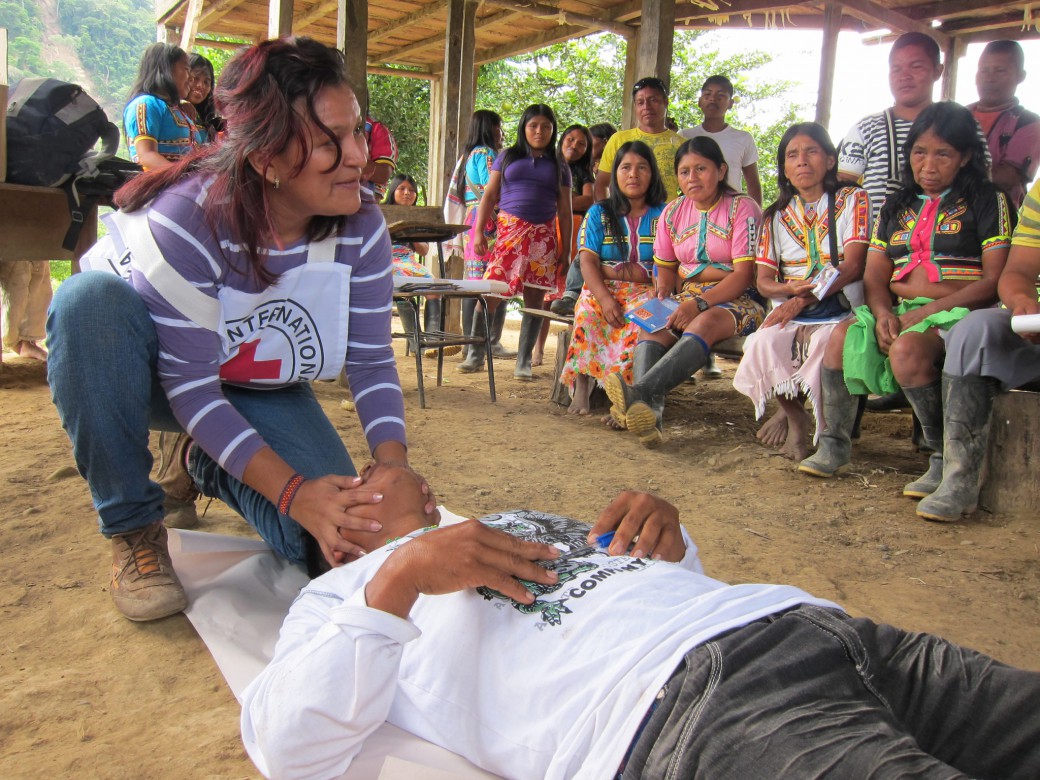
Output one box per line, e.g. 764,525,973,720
532,347,544,368
16,340,48,362
568,375,591,415
756,408,787,448
780,404,811,461
601,413,626,430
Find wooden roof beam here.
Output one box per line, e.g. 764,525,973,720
295,0,338,31
380,8,523,63
904,0,1014,22
199,0,249,29
368,1,449,44
940,12,1034,35
837,0,951,46
475,22,595,65
481,0,635,39
674,0,805,23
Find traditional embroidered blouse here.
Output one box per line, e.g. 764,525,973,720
654,192,763,279
758,186,872,283
870,187,1014,282
578,203,664,273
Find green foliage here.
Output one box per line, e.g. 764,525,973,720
57,0,154,121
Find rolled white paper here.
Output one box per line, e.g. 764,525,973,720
1010,313,1040,334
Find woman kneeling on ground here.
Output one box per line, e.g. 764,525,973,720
799,101,1014,491
605,136,764,447
48,38,435,623
560,141,667,416
733,123,871,461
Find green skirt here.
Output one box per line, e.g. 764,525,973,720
842,297,970,395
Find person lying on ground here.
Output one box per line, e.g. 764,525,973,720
799,102,1014,495
242,464,1040,780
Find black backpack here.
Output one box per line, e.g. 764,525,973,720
5,77,120,187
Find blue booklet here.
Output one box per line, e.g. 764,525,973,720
625,297,679,332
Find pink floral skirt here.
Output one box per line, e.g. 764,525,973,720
483,212,559,296
560,280,653,389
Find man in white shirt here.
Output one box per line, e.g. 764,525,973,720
242,465,1040,780
680,74,762,204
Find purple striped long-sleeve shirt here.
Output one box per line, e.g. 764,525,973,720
128,175,406,480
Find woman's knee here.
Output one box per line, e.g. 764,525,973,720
889,333,942,385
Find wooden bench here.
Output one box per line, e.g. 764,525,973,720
980,388,1040,515
0,182,98,263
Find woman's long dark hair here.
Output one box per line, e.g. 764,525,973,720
891,101,993,211
127,42,187,105
764,122,841,224
600,140,667,262
116,37,356,285
187,53,224,137
673,136,737,198
499,104,564,189
455,109,502,201
559,124,594,192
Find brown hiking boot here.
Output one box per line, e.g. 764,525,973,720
110,521,187,621
156,432,200,529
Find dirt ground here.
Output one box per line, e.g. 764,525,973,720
1,321,1038,779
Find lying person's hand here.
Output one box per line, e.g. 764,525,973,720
365,521,560,618
361,459,439,521
587,490,685,563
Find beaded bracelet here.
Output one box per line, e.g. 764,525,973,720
278,473,306,516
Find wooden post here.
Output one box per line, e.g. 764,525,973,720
337,0,368,112
427,77,444,205
815,1,840,129
440,0,466,201
268,0,294,39
621,34,639,129
458,0,477,143
623,0,675,128
179,0,204,51
636,0,675,87
941,37,966,101
980,391,1040,516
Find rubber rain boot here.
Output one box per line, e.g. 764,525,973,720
513,313,540,380
456,309,487,373
799,367,859,478
490,303,516,358
917,374,997,522
902,381,944,498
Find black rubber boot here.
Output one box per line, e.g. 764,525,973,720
902,380,944,498
917,374,997,522
423,298,442,332
513,314,540,380
457,309,487,373
606,337,708,448
490,303,516,358
396,301,419,353
799,368,859,478
460,298,476,360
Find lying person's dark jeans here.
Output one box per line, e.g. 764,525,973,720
623,605,1040,779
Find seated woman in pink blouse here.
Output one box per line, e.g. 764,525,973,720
606,136,764,447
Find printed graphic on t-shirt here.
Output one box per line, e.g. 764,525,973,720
474,511,657,627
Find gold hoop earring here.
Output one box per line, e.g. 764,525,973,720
273,176,280,189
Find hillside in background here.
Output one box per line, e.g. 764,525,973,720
2,0,153,124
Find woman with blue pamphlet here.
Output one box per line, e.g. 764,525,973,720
560,141,667,417
605,136,763,447
733,123,871,461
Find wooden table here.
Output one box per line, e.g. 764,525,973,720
0,182,98,263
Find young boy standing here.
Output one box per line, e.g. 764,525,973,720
681,75,762,205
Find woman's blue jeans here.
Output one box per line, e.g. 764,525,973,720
47,273,355,564
624,605,1040,779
